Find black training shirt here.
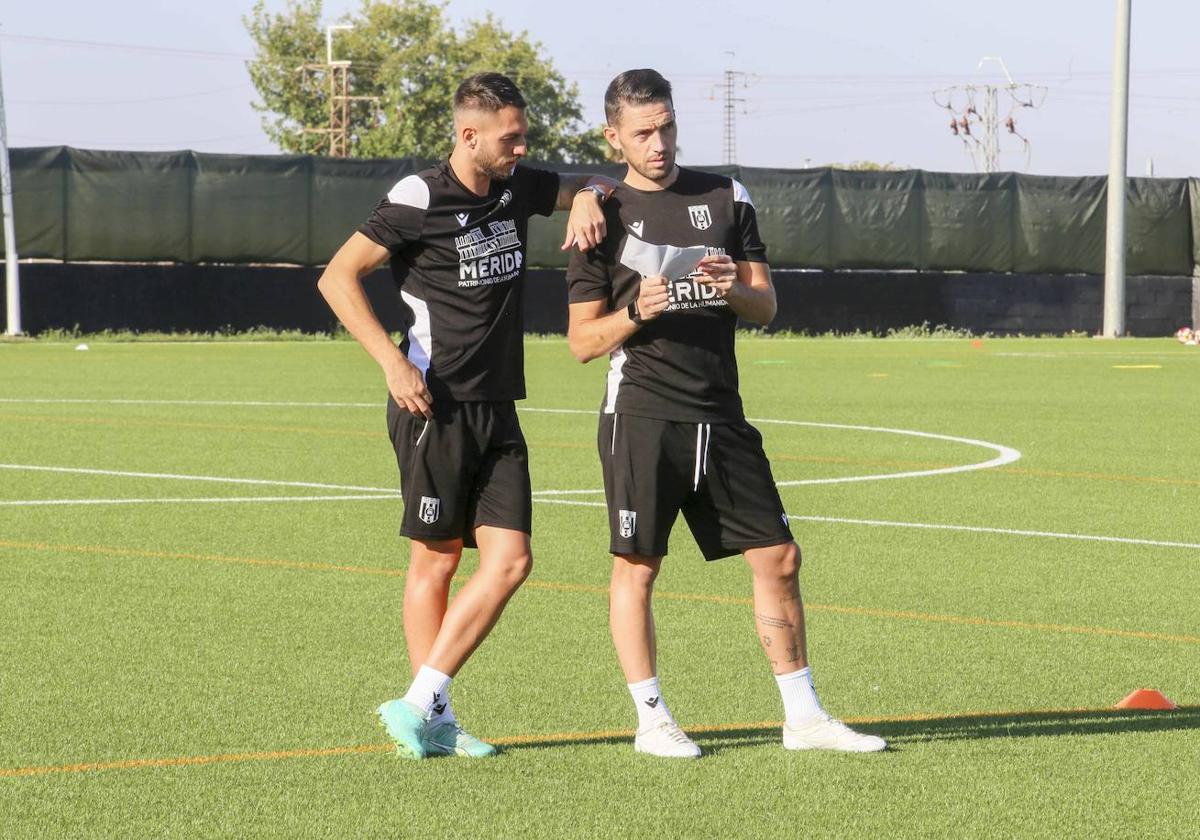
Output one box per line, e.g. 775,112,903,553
359,161,559,402
566,167,768,423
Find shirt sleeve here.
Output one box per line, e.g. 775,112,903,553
567,242,612,305
512,165,561,219
357,174,429,252
730,178,768,263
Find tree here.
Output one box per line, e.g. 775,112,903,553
245,0,608,162
828,160,906,171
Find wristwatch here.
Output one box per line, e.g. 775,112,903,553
578,183,613,203
627,300,645,326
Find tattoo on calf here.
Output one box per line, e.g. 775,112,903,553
785,644,801,663
761,634,772,648
756,613,792,629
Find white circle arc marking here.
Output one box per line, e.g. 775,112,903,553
745,418,1022,487
0,400,1021,488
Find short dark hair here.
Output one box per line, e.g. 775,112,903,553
454,72,526,112
604,69,673,124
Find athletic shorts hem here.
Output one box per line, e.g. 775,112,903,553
702,535,794,562
471,519,532,537
608,541,669,560
400,526,468,544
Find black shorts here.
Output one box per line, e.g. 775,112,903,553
598,413,793,561
387,398,532,548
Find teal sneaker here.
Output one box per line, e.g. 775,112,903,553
376,699,428,759
422,720,499,758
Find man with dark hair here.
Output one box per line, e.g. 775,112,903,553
319,71,616,759
567,69,885,758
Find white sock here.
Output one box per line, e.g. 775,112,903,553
403,665,452,718
775,667,826,726
628,676,674,730
429,690,458,727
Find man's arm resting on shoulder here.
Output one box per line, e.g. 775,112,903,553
567,275,672,363
316,232,433,418
697,255,777,326
557,173,620,252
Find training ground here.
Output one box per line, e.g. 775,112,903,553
1,335,1197,838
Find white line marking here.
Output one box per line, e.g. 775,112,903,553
0,495,396,508
0,464,399,495
531,498,607,508
527,498,1200,551
789,514,1200,552
746,418,1022,486
3,487,1195,553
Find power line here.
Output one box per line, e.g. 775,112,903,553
0,33,251,60
11,83,254,107
934,57,1047,172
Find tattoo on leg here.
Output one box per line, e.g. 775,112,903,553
761,634,772,648
785,644,801,663
756,613,792,629
778,590,799,605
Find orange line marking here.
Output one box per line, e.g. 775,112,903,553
0,539,405,578
3,704,1193,779
3,539,1196,646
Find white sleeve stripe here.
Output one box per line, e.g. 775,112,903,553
731,178,754,208
386,175,431,210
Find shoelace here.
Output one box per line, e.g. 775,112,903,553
659,722,692,744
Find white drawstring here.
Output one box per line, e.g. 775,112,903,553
693,423,711,490
415,418,430,447
611,414,619,455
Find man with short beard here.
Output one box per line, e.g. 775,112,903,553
566,69,885,758
319,72,616,759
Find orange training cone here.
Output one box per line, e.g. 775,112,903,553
1115,689,1177,710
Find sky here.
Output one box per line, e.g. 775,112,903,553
3,0,1198,176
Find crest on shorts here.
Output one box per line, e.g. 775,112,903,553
688,204,712,230
418,496,441,524
619,509,637,538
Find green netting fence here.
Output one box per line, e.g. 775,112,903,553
6,146,1196,275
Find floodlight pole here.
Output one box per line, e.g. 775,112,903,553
0,39,21,336
1102,0,1132,338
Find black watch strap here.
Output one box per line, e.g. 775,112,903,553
627,299,645,326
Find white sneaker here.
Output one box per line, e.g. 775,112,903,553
783,713,887,753
635,720,702,759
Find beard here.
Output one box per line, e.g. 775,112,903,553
627,151,676,183
474,147,516,181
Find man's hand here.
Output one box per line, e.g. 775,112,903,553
695,254,741,300
636,275,671,322
561,189,608,252
384,355,433,419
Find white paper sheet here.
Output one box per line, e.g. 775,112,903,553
619,236,708,280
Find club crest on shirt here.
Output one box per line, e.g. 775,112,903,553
418,496,441,524
688,204,712,231
455,212,471,227
619,509,637,538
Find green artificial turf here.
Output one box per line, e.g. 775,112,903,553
1,336,1197,839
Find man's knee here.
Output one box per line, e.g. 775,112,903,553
612,554,661,593
751,541,801,581
492,551,533,591
409,539,463,583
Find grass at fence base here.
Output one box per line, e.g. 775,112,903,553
0,336,1197,838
